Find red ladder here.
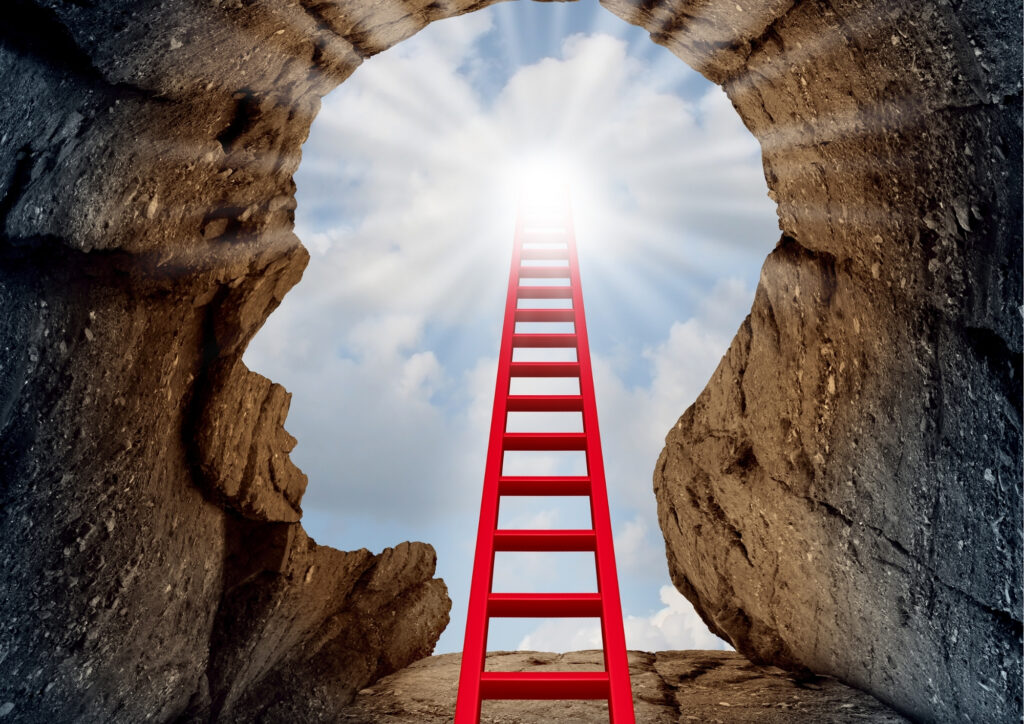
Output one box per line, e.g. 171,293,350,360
455,188,635,723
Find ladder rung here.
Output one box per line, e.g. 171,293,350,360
498,476,591,495
509,361,580,377
512,333,576,348
488,593,603,618
515,309,575,322
520,266,570,278
506,395,583,412
503,432,587,451
518,287,573,299
493,529,596,551
521,230,567,239
479,671,609,700
459,186,634,724
522,219,566,230
520,247,568,260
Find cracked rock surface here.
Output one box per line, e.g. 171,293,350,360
1,0,460,720
596,0,1023,721
339,650,909,722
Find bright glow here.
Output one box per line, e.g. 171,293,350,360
245,13,779,655
504,152,598,234
513,154,573,206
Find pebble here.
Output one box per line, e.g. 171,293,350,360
202,218,229,239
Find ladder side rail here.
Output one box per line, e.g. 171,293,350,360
454,206,526,724
563,191,636,724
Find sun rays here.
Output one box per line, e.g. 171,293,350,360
245,1,778,654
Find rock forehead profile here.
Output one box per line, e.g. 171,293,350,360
0,0,1020,722
1,0,468,720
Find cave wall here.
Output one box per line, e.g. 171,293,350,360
596,0,1022,721
0,0,459,720
0,0,1020,722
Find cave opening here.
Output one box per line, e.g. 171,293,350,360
242,0,780,654
0,0,1018,720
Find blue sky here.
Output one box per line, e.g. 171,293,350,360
244,2,779,653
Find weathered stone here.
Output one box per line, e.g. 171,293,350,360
339,650,910,722
596,0,1023,721
193,358,308,523
188,532,450,721
1,0,462,719
0,247,451,720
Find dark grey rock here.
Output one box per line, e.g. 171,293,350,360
0,0,460,720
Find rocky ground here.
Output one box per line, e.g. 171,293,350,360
338,650,909,723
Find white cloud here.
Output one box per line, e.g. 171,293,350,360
244,12,775,652
519,619,603,652
348,313,424,360
518,585,727,652
625,585,730,651
613,515,664,579
593,277,755,515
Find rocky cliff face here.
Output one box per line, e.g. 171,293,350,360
0,0,1019,722
0,248,450,722
338,650,910,722
595,0,1023,721
0,0,459,720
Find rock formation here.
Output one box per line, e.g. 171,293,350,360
598,0,1023,721
0,0,1019,722
339,650,910,722
0,0,456,720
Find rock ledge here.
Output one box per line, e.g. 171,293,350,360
339,650,909,723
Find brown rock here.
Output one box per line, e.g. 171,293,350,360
190,531,450,721
193,358,308,523
1,0,463,718
339,650,909,722
598,0,1023,722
